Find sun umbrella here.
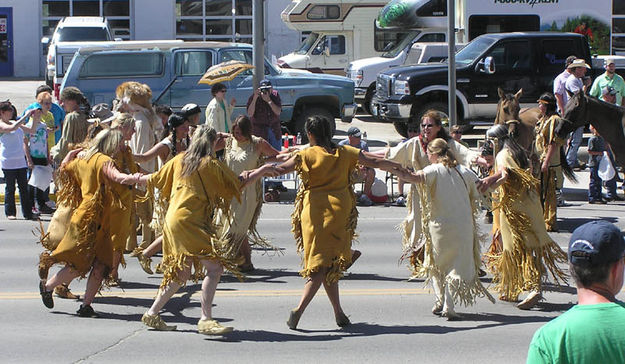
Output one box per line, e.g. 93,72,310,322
197,60,255,85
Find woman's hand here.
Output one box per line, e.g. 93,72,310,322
230,97,236,107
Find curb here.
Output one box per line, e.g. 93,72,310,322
0,193,57,204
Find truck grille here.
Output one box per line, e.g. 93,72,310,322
376,74,392,99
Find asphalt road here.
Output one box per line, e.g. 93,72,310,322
0,79,621,363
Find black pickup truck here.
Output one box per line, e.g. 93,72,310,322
371,32,599,136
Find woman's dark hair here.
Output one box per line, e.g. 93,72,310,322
538,92,557,116
154,104,173,117
211,83,226,96
36,85,53,97
232,115,252,140
305,116,336,150
162,112,189,156
486,124,529,169
0,100,12,112
421,110,451,141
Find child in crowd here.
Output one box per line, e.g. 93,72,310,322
23,104,54,214
587,125,608,204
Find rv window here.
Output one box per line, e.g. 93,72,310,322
468,15,539,41
418,33,446,43
615,0,625,15
374,25,414,53
312,35,345,55
307,5,340,20
174,51,214,76
79,52,164,78
297,33,318,55
415,0,446,17
540,39,580,73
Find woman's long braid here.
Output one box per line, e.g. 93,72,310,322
171,128,178,156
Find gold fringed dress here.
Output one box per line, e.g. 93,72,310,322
291,145,360,284
417,163,494,306
39,153,115,276
216,136,273,253
486,149,567,300
146,154,242,288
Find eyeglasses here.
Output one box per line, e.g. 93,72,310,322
219,89,227,93
421,124,435,128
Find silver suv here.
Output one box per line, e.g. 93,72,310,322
42,17,116,87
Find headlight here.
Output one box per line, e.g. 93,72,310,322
348,69,363,86
393,80,410,95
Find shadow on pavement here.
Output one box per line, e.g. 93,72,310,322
558,216,618,233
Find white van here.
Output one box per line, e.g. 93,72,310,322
277,0,446,75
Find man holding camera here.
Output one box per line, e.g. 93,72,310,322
246,79,282,151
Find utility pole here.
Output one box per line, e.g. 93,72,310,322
252,0,265,89
447,0,456,128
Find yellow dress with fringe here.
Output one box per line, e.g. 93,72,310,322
486,149,567,300
291,145,360,284
217,136,273,253
40,153,114,276
535,114,565,231
147,154,242,288
386,137,480,271
417,163,494,306
110,146,138,256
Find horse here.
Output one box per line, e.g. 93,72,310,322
495,88,576,181
494,88,541,154
562,91,625,167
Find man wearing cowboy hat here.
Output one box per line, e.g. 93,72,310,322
564,59,592,171
590,58,625,106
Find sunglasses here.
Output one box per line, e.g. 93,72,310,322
219,89,227,93
421,124,435,128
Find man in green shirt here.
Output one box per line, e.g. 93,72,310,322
589,58,625,106
527,220,625,364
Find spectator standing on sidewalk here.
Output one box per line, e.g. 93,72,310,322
247,79,282,151
590,58,625,106
50,87,89,165
0,102,36,220
564,59,592,170
596,86,622,202
553,55,577,114
339,126,375,206
22,85,65,144
587,125,609,204
527,220,625,363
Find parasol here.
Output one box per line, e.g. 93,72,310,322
198,60,255,85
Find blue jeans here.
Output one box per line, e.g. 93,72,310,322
566,126,584,167
266,127,281,151
588,165,603,201
2,168,32,218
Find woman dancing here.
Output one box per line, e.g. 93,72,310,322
411,138,494,320
38,129,142,317
481,124,567,309
215,115,282,272
131,113,190,274
243,116,417,329
138,125,241,335
385,111,487,275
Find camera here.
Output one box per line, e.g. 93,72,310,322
259,86,271,94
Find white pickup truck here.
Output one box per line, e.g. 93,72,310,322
346,42,465,115
41,17,120,95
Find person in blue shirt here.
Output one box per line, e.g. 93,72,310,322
21,85,65,144
339,126,374,206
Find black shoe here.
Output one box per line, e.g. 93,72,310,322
606,195,624,202
39,281,54,309
38,205,55,214
77,304,99,318
589,199,607,205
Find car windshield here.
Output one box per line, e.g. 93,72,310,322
296,33,319,55
382,31,420,58
454,36,498,66
56,27,109,42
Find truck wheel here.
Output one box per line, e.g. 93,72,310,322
413,101,449,126
294,106,336,143
393,121,408,138
45,73,53,88
363,85,376,115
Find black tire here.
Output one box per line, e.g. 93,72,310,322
45,72,53,88
363,84,376,115
393,121,408,138
293,106,336,143
413,101,449,126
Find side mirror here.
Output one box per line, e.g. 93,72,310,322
41,37,50,45
477,56,495,74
